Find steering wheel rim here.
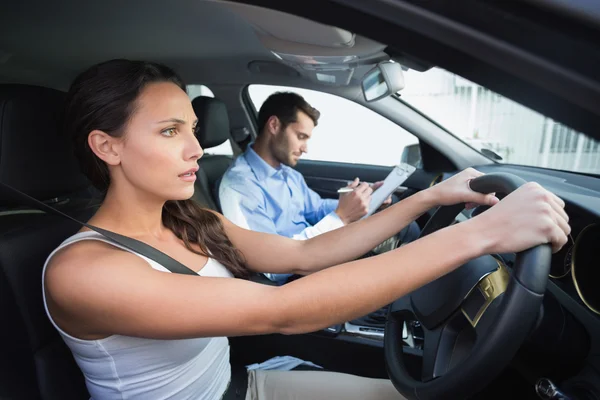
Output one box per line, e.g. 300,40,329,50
384,172,552,400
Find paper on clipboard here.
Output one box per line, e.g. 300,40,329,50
364,163,416,218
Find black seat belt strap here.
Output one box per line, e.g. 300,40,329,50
0,182,199,276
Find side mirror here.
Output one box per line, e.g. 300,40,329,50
361,61,405,102
480,148,503,161
401,143,422,168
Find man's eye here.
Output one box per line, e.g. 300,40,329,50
161,128,177,137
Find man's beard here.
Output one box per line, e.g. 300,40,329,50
271,133,296,167
276,150,296,167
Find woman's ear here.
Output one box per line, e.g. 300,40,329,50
88,130,122,166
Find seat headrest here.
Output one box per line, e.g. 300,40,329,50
192,96,230,149
0,85,90,206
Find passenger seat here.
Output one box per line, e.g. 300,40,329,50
191,96,234,211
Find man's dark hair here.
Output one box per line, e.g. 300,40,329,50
257,92,320,135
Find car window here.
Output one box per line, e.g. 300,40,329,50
399,68,600,175
186,84,234,156
247,85,418,167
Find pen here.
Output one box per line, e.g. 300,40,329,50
337,187,355,194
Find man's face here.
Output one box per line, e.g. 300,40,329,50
270,111,314,167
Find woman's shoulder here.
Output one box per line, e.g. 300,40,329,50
45,232,149,288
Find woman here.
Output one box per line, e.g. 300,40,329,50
43,59,570,400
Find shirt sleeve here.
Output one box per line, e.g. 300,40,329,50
219,182,295,284
220,182,277,233
290,211,344,240
298,173,342,230
219,174,344,283
220,174,344,241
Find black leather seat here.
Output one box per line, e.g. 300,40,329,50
0,85,95,399
191,96,234,211
0,87,259,400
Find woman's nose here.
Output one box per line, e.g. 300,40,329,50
186,133,204,161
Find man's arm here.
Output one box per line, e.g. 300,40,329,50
301,174,339,226
296,173,349,240
219,183,272,232
219,183,293,283
220,179,343,241
220,182,342,283
221,187,437,277
301,174,372,229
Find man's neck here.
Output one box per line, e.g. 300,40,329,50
252,136,281,169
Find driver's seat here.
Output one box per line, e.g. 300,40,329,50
0,84,93,399
0,85,255,400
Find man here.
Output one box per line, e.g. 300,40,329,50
219,92,419,284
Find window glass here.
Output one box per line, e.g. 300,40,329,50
400,68,600,174
248,85,418,166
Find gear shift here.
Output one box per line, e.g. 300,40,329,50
536,378,572,400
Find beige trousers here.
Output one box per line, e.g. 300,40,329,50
245,369,407,400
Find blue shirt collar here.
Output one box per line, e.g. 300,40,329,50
244,144,286,181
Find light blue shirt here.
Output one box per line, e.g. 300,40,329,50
219,145,345,283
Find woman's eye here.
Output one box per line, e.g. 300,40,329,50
161,128,177,137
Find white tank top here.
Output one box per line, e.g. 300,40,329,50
42,231,234,400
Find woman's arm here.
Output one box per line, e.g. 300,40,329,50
222,187,436,276
46,180,568,340
224,168,499,276
44,212,484,340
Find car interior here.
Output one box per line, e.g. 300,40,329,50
191,95,234,212
1,0,600,399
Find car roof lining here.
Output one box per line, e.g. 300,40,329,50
0,0,385,91
1,0,599,141
0,0,271,89
244,0,600,141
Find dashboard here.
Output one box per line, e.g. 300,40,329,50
552,219,599,316
436,163,600,395
472,164,600,321
416,162,600,321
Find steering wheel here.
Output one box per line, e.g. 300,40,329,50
384,173,552,400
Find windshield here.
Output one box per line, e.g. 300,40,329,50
399,68,600,175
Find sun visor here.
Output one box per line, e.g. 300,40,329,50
218,1,388,86
268,40,388,86
218,1,356,49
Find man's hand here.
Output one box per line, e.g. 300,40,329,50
335,178,373,224
371,181,392,210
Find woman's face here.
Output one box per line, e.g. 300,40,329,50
109,82,203,202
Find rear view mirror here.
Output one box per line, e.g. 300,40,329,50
361,61,405,102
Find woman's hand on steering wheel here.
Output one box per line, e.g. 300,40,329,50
386,172,571,400
469,181,570,254
427,168,499,209
426,168,570,254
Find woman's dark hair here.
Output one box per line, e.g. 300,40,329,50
257,91,320,135
64,59,248,278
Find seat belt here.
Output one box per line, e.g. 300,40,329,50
0,182,199,276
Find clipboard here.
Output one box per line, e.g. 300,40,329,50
364,163,416,218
